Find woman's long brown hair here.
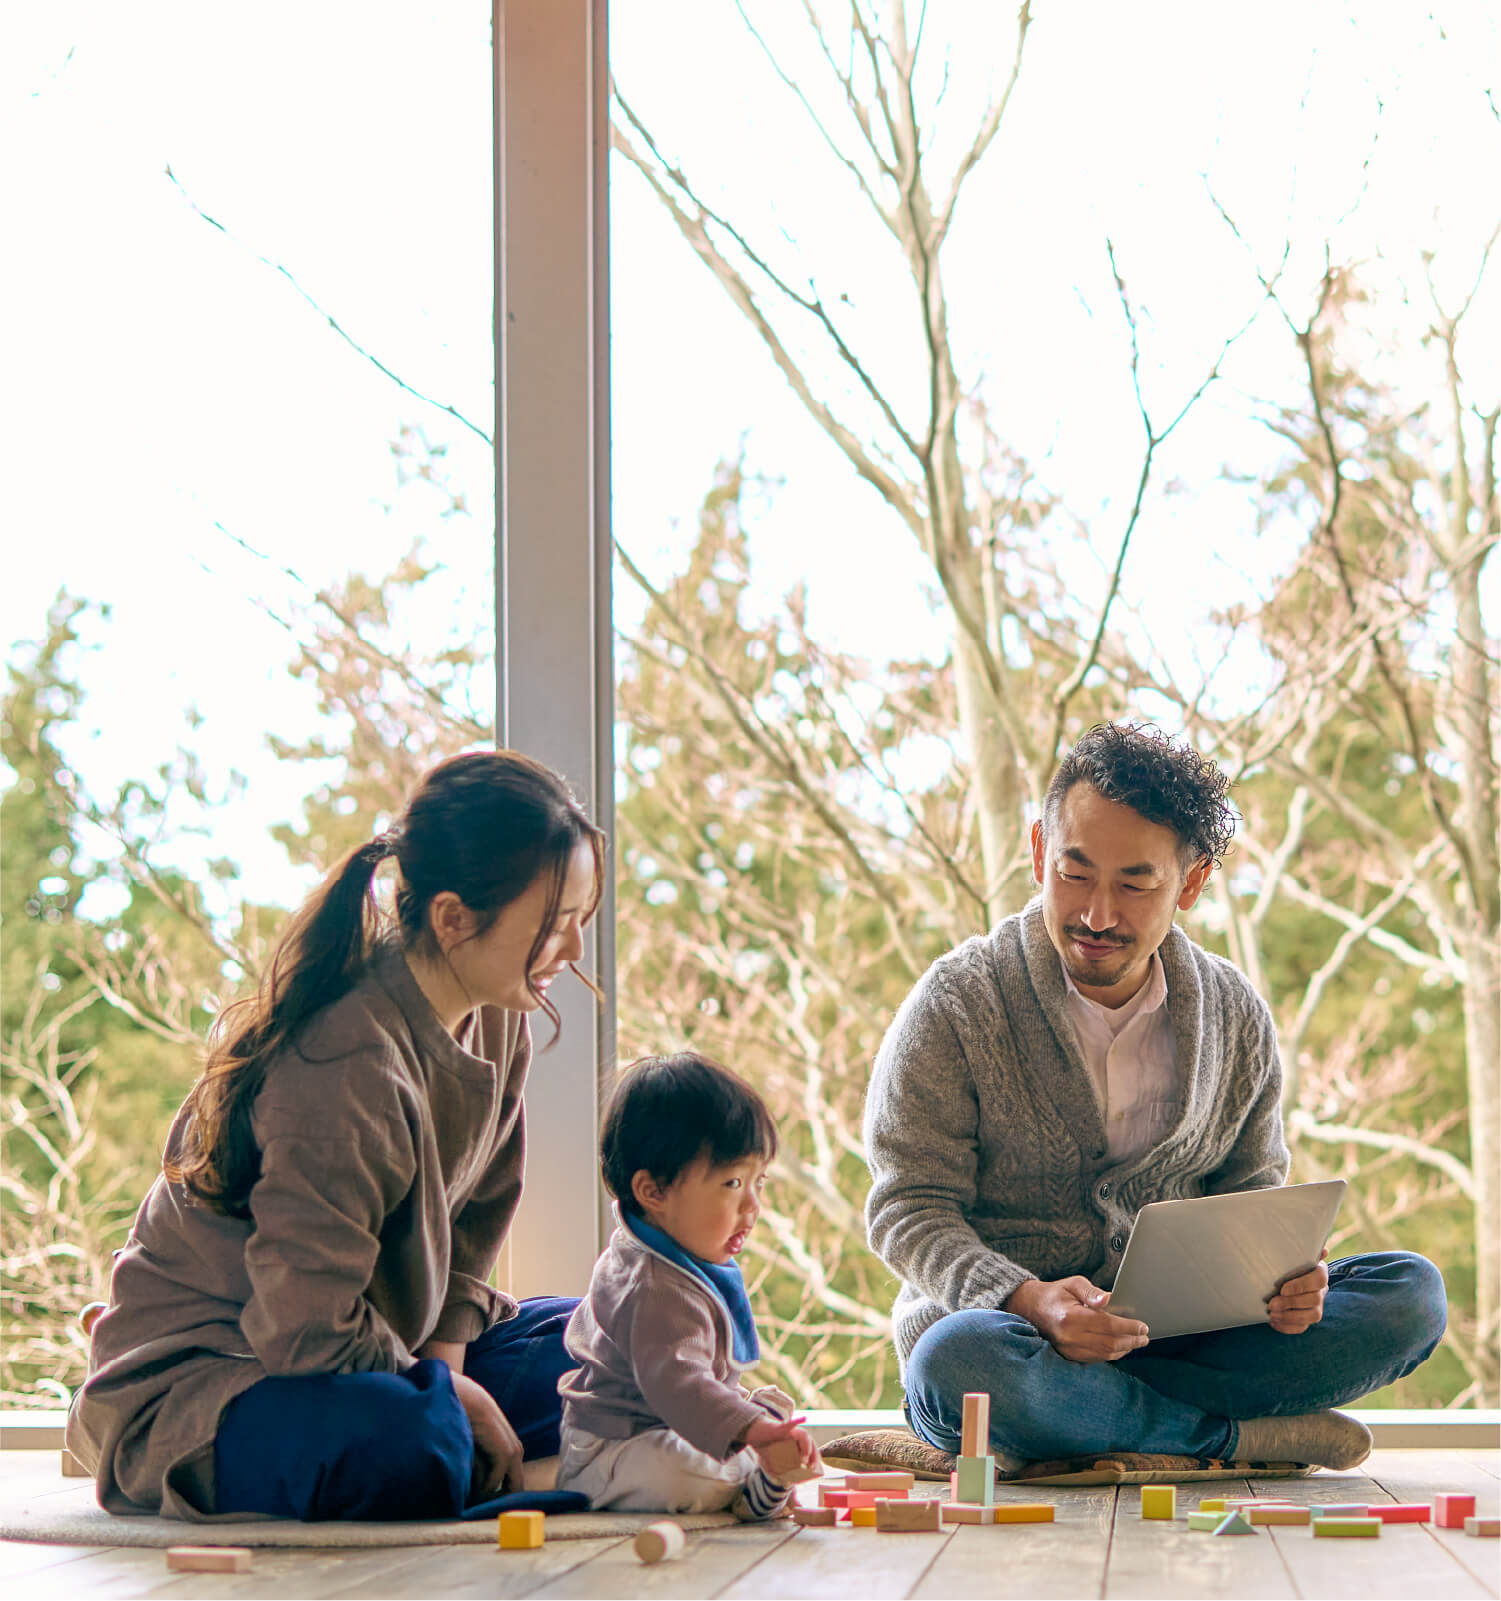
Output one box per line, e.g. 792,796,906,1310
165,750,605,1217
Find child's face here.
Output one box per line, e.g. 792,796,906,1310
634,1153,769,1264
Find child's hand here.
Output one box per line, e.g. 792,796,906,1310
743,1413,818,1474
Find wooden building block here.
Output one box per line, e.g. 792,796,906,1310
1188,1511,1229,1532
992,1503,1055,1524
1313,1517,1381,1538
1369,1503,1430,1524
60,1449,90,1478
761,1437,823,1484
1140,1485,1176,1519
943,1502,994,1524
841,1489,893,1509
1213,1511,1257,1536
166,1548,253,1573
1465,1516,1500,1537
1197,1497,1227,1513
955,1454,995,1506
820,1488,852,1507
1434,1493,1477,1529
634,1521,686,1563
960,1391,990,1458
876,1498,941,1532
499,1510,545,1550
845,1470,917,1492
793,1506,838,1527
1248,1505,1311,1526
1312,1502,1370,1518
850,1506,878,1526
950,1471,959,1497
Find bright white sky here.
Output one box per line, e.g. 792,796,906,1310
3,2,1497,915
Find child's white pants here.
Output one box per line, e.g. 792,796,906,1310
557,1422,756,1513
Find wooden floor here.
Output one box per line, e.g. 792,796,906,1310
2,1449,1496,1600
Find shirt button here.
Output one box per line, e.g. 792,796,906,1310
1111,1234,1126,1252
1099,1183,1112,1200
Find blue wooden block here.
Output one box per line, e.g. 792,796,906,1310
954,1455,995,1506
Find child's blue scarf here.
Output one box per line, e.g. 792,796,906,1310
622,1211,760,1365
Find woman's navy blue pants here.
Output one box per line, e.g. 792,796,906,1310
213,1296,578,1521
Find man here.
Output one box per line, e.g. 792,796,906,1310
864,723,1446,1472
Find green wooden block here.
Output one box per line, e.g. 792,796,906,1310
954,1454,995,1507
1188,1511,1227,1532
1313,1517,1381,1538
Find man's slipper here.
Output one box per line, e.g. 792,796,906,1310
818,1428,1320,1487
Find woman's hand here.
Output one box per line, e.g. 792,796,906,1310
742,1413,818,1475
450,1372,524,1498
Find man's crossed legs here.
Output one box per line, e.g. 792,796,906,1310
905,1252,1446,1467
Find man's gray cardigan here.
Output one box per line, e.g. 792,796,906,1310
864,899,1289,1364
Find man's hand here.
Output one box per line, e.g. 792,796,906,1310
742,1413,818,1475
451,1372,524,1498
1005,1277,1150,1363
1266,1250,1328,1335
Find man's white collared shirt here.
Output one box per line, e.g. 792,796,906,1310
1062,950,1180,1165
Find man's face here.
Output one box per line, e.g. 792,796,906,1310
1031,783,1212,1008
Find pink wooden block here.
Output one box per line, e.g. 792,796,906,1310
1434,1493,1476,1530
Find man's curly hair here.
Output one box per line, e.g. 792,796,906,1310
1043,723,1235,869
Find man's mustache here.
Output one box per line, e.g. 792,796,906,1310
1064,926,1132,948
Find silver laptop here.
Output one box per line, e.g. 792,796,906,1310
1107,1181,1345,1340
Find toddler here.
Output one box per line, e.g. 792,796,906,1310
556,1053,816,1518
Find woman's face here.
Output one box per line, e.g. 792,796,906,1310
445,838,597,1014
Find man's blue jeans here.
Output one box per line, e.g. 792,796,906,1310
905,1252,1446,1463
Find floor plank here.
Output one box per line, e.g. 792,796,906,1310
1192,1458,1498,1601
717,1504,956,1600
329,1535,626,1599
1364,1449,1500,1598
3,1450,1496,1600
529,1520,795,1599
1105,1483,1296,1600
0,1538,105,1580
912,1486,1115,1600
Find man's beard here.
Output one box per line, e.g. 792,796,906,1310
1062,927,1134,989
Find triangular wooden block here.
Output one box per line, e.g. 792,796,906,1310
1213,1511,1257,1536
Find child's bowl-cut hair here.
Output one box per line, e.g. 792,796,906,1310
601,1052,778,1215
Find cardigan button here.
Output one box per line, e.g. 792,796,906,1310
1098,1182,1112,1200
1111,1234,1126,1252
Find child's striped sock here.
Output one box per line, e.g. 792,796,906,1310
734,1466,792,1521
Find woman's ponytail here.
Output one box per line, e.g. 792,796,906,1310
166,836,392,1216
166,750,603,1217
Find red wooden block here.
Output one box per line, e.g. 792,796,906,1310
1368,1503,1431,1524
820,1489,852,1508
842,1489,891,1509
1434,1493,1476,1529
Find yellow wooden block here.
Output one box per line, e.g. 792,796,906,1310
992,1503,1055,1524
850,1505,878,1527
1197,1497,1227,1513
1140,1486,1176,1520
498,1510,545,1549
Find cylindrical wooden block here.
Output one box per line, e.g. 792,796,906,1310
635,1521,687,1564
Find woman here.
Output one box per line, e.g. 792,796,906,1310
66,749,605,1521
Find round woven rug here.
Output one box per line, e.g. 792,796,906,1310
1,1484,736,1549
